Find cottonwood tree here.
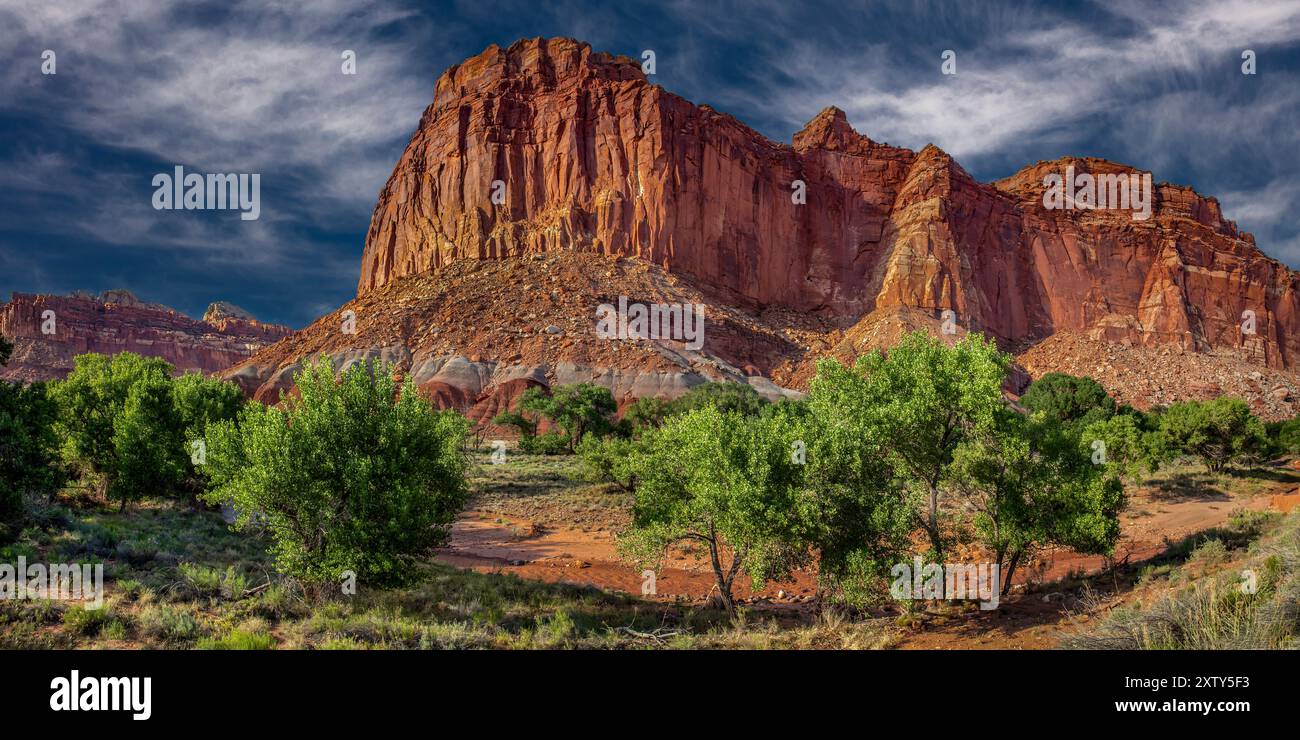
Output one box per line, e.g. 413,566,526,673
948,410,1125,594
619,406,807,613
0,380,61,541
513,383,618,452
1081,412,1161,484
800,360,914,606
623,396,670,433
1019,372,1116,432
203,357,469,590
51,353,185,509
576,434,642,492
666,381,768,417
842,331,1009,562
1158,397,1267,473
170,371,246,494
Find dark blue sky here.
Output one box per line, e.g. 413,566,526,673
3,0,1298,328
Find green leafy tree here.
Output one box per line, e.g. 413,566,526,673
845,331,1010,562
171,371,245,440
0,380,61,541
50,353,185,509
1158,397,1267,473
1081,412,1160,484
0,333,12,367
948,410,1125,593
619,406,808,613
666,381,768,417
1265,417,1300,456
576,434,643,492
1020,372,1116,432
800,363,914,606
491,409,537,437
202,357,469,589
170,371,245,492
515,383,618,452
111,373,187,506
624,397,670,433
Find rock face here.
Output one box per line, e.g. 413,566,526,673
0,291,293,382
233,36,1300,421
358,37,1299,370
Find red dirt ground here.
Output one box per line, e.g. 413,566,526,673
436,468,1293,648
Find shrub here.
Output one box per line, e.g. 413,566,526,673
178,563,248,600
196,627,275,650
202,357,469,589
140,605,199,641
517,431,571,456
62,604,111,636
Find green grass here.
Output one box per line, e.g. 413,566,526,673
0,490,893,650
465,450,632,531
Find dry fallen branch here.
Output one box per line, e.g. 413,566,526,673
616,625,682,644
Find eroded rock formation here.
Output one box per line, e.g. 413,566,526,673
0,291,292,382
230,37,1300,420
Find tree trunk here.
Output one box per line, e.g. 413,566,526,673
925,481,943,562
1002,550,1022,596
706,531,732,614
705,525,742,615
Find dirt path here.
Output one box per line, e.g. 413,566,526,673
437,511,820,603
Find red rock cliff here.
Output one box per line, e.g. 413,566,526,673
357,36,1300,369
0,291,293,382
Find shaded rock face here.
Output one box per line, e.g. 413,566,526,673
358,36,1299,370
0,291,293,382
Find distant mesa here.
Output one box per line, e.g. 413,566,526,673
0,290,293,383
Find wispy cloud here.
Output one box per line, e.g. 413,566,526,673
1,0,1297,325
1,0,437,260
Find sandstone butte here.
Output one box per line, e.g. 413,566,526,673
224,36,1300,422
0,290,293,383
